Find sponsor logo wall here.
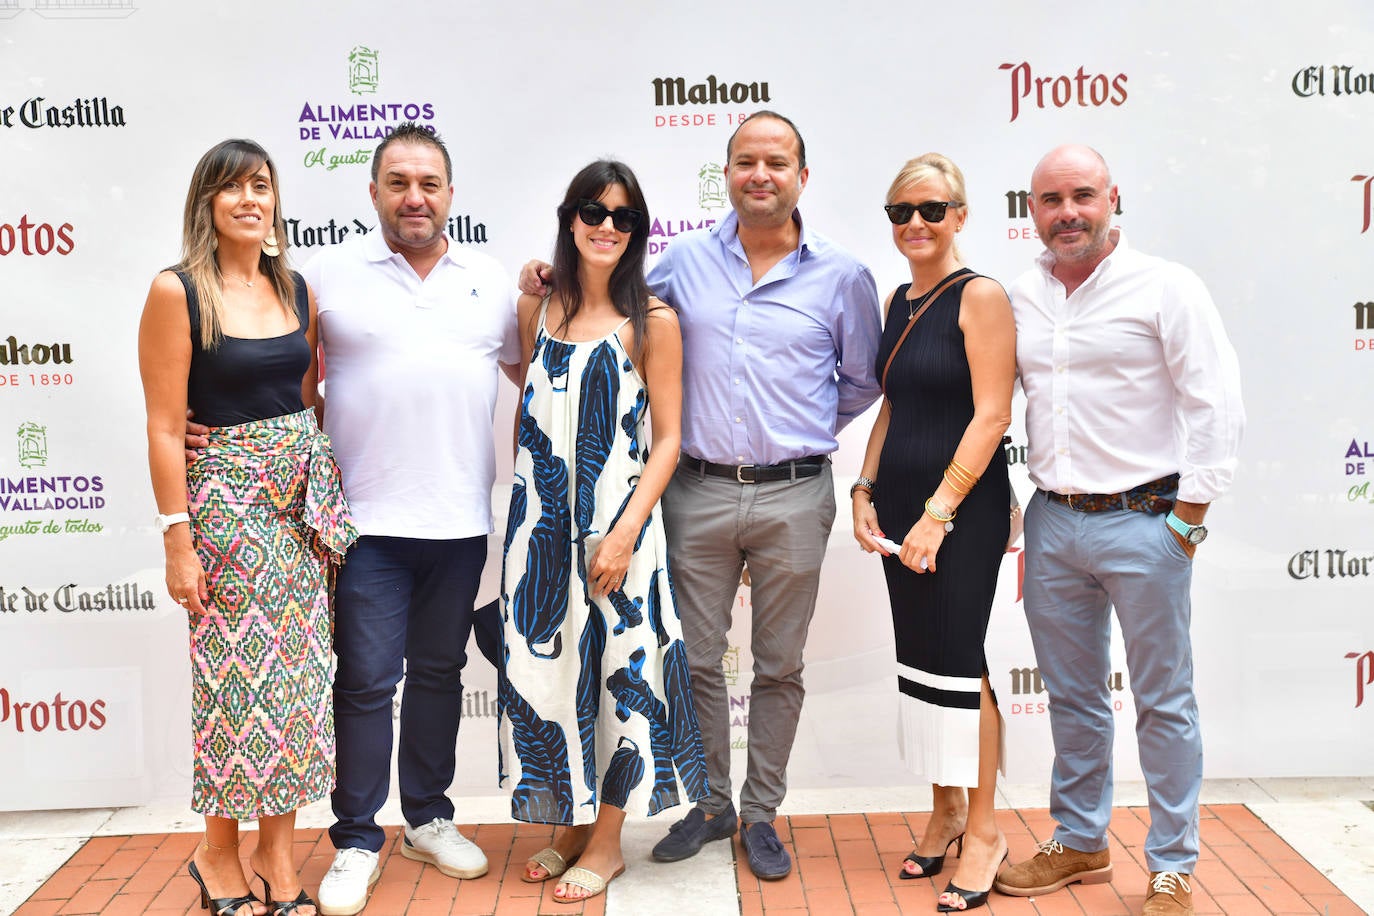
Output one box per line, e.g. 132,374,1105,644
3,0,1370,811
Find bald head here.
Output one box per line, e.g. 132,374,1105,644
1028,144,1119,270
1031,144,1112,191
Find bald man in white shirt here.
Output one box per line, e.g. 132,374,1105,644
993,145,1244,916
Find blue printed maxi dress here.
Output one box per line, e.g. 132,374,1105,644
498,306,708,825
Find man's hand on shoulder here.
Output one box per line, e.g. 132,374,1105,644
518,260,553,297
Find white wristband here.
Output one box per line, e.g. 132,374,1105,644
155,512,190,533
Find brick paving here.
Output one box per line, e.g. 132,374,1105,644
15,805,1364,915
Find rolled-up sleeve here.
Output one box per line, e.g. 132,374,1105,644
1160,265,1245,503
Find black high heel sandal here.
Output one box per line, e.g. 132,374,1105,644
256,871,317,915
252,873,316,916
936,849,1008,912
187,861,259,916
898,832,964,880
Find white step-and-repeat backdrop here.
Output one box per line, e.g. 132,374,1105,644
2,0,1371,811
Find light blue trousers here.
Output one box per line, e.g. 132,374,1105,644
1023,490,1202,873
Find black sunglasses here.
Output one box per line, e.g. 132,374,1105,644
883,200,965,224
570,199,642,233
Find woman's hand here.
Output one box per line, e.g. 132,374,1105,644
852,495,890,555
165,540,209,615
587,527,634,598
899,512,948,573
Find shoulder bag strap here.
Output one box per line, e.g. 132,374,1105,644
880,270,979,393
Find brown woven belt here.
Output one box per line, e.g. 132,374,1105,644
678,454,825,484
1043,473,1179,514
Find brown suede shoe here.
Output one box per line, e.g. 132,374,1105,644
1143,871,1194,915
992,839,1112,896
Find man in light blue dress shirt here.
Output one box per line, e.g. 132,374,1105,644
644,111,882,879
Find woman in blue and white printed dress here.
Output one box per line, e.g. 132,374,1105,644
499,160,708,904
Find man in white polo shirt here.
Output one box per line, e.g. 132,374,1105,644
305,123,517,914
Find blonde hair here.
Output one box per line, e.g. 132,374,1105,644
177,139,296,348
887,152,968,205
887,152,968,259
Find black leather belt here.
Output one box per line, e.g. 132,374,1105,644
678,454,826,484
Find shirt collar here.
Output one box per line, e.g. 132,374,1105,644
362,226,461,269
716,208,811,262
1036,226,1128,285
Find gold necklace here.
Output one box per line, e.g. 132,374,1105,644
222,272,256,288
907,269,962,319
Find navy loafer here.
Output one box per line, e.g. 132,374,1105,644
740,820,792,880
651,803,738,862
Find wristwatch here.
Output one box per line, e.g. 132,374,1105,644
849,476,876,499
1165,511,1207,546
155,512,190,533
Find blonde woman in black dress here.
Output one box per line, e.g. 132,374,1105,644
852,153,1015,912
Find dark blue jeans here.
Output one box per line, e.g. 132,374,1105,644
328,534,499,852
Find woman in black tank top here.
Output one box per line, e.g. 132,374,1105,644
138,139,355,916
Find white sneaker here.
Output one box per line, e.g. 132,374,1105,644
401,817,488,879
317,847,380,916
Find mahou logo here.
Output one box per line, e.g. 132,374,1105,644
1354,302,1374,354
999,62,1127,123
0,686,107,733
652,75,770,107
0,216,74,256
650,76,772,129
1004,189,1123,241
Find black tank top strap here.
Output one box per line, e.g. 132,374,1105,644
172,269,203,345
289,270,309,332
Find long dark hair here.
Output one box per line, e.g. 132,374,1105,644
177,139,296,348
550,160,653,363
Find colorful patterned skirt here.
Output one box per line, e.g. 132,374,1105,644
185,408,357,819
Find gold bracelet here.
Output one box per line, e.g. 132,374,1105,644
924,497,956,522
949,458,979,478
946,460,979,487
942,470,971,495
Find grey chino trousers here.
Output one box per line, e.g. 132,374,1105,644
660,461,836,825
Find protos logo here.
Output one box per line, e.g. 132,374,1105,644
1347,651,1373,708
999,62,1127,123
0,217,74,256
1354,174,1374,233
0,687,106,733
